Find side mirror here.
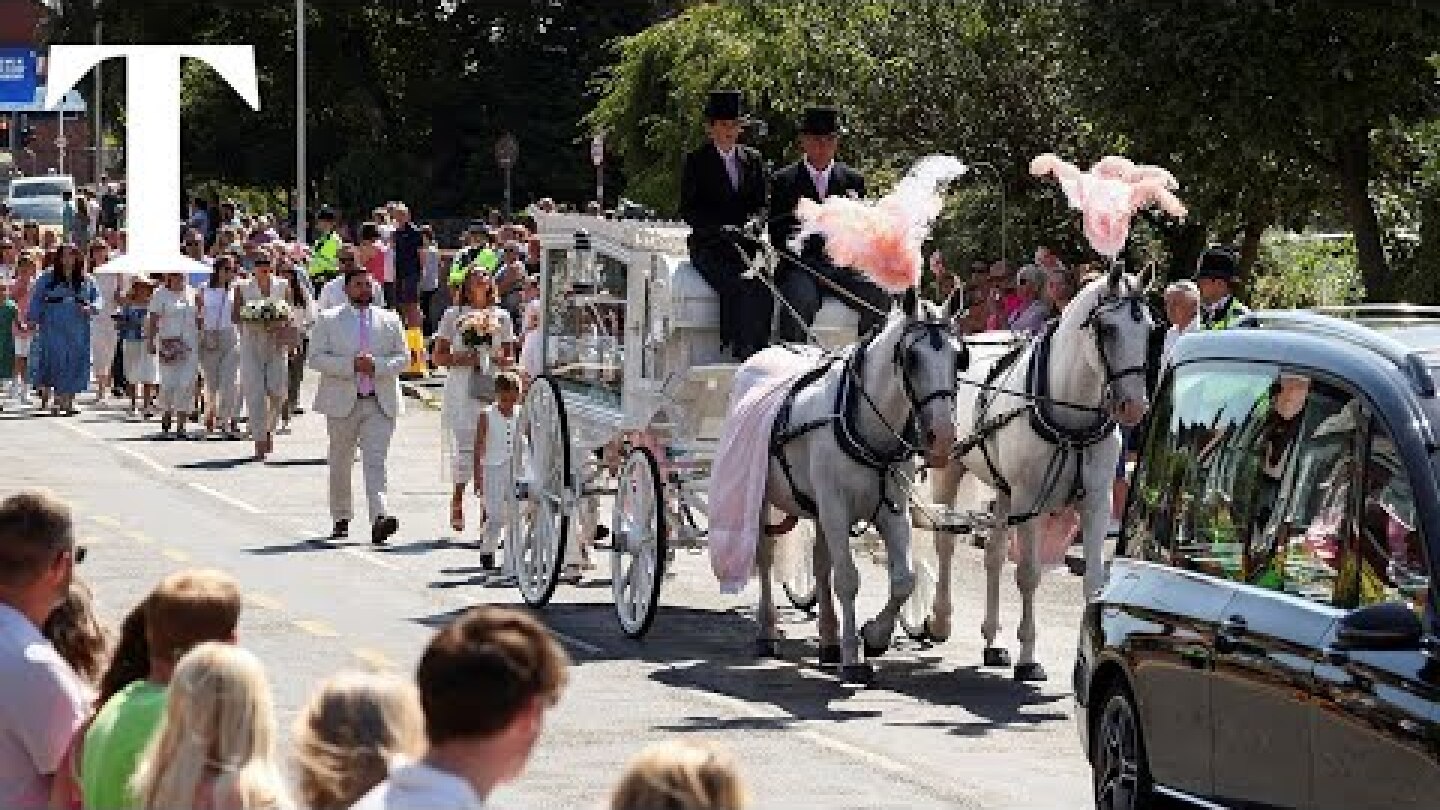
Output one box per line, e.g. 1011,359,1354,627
1336,602,1423,651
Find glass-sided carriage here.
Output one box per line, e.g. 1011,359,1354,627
509,213,817,638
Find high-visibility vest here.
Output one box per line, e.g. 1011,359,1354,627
448,246,499,286
1202,297,1249,330
310,231,342,281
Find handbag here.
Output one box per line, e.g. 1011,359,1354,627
158,337,189,365
468,365,497,400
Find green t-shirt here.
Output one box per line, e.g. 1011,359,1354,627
81,680,168,810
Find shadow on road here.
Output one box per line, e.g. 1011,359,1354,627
407,599,1069,736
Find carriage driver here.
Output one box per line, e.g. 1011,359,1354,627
680,90,772,360
769,106,891,342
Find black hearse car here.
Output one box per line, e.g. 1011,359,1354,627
1076,308,1440,809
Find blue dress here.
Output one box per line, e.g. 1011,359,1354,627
28,272,97,394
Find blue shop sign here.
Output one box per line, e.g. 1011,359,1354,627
0,49,38,104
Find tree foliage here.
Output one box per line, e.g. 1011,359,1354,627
1061,0,1440,295
589,0,1116,265
46,0,676,219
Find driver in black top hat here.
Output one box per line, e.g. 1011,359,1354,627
679,90,772,360
768,106,889,342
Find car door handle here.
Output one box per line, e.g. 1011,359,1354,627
1219,615,1248,636
1215,615,1249,654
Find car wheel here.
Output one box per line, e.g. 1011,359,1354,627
1093,682,1156,810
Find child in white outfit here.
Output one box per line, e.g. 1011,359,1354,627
474,371,520,580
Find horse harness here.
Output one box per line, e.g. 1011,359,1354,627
958,286,1148,525
768,321,959,524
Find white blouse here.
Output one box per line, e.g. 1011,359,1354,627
201,286,235,330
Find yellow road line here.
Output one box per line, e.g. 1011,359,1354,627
291,619,339,638
244,592,285,611
351,647,397,671
92,515,122,529
124,530,155,545
161,548,192,563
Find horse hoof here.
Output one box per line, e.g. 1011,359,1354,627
818,644,843,667
982,647,1011,668
923,618,950,645
1014,662,1048,682
840,663,875,687
755,638,781,659
861,620,891,659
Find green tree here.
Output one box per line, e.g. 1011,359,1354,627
591,1,1130,268
1062,0,1440,297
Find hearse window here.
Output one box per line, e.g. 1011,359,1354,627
1341,429,1430,615
1130,361,1360,605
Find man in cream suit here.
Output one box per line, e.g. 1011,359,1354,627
308,266,410,544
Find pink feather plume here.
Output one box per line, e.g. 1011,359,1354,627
1029,153,1187,259
794,155,968,293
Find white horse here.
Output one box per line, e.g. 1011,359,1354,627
754,290,962,684
926,268,1153,681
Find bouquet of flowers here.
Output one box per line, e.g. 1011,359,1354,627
239,299,294,323
457,309,501,350
457,309,502,399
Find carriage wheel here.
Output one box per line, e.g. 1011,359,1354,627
899,558,938,641
611,446,666,638
782,521,819,612
512,375,571,607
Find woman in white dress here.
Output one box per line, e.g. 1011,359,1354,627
433,270,514,532
232,252,291,459
277,256,317,432
87,240,122,405
198,256,242,438
146,272,201,438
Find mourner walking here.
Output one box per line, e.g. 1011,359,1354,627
679,90,771,360
309,265,409,545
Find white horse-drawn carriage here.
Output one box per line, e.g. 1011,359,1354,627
507,212,867,637
507,151,1161,683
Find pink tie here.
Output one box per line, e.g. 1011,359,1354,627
815,171,827,199
357,307,375,396
724,152,740,190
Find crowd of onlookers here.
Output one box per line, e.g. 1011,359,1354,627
0,489,753,810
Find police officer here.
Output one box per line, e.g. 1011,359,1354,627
1195,247,1250,329
309,207,343,283
769,106,888,342
679,90,770,360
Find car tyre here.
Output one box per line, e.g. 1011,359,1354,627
1092,682,1156,810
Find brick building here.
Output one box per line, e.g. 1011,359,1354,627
0,0,97,185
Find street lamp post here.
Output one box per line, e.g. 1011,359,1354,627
295,0,307,245
495,132,518,220
969,161,1007,267
591,130,604,209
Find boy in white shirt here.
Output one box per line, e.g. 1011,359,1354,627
473,372,520,579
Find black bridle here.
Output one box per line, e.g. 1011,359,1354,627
1080,280,1151,394
894,319,963,437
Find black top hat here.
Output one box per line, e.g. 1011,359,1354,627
1194,247,1239,282
799,106,841,136
704,90,746,121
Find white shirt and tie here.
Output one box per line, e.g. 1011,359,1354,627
807,160,833,199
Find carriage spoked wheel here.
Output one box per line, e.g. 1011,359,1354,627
513,375,571,608
898,558,938,642
611,446,667,638
781,520,819,613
